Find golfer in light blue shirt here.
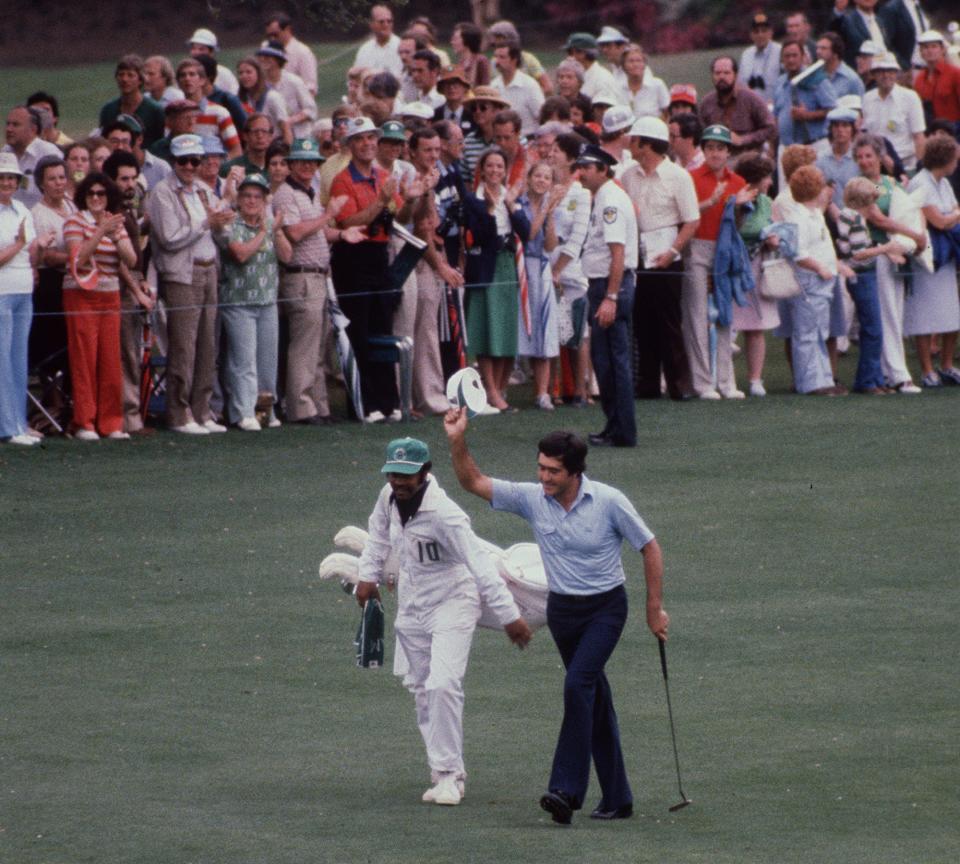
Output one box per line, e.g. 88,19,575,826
444,407,669,826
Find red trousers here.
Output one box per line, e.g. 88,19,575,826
63,289,123,435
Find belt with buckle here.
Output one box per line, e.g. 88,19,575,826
282,264,328,274
193,258,216,267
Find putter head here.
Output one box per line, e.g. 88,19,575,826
669,798,692,813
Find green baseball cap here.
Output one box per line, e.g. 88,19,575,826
379,120,406,142
287,137,325,161
701,124,733,146
238,172,270,192
564,32,598,51
381,438,430,475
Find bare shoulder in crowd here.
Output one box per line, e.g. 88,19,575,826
3,10,960,446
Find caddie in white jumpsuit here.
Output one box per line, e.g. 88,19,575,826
356,437,532,806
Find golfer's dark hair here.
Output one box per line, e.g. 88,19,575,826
538,431,588,476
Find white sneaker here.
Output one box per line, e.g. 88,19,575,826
749,380,767,397
107,431,131,440
386,409,403,423
896,381,921,394
698,389,721,401
237,417,261,432
171,421,209,435
720,388,746,400
363,410,385,424
478,404,501,416
431,773,462,806
75,428,100,441
423,776,465,803
203,419,227,433
8,433,39,446
536,394,555,411
268,412,281,428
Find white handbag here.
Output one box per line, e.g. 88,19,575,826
759,253,801,300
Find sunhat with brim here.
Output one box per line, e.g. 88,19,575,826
287,137,325,160
343,117,382,141
601,104,634,133
858,40,880,56
170,134,205,158
0,152,24,177
917,29,944,45
628,116,669,143
871,52,901,71
597,26,628,45
701,124,733,146
187,28,218,49
381,437,430,475
826,107,858,125
837,94,863,113
464,86,510,108
401,101,435,120
438,66,472,90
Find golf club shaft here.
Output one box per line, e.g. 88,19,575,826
658,638,688,802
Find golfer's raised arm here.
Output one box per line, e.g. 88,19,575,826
443,407,493,502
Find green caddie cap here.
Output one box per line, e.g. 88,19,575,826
288,137,325,161
701,124,733,146
381,438,430,474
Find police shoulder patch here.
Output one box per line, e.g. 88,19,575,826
603,206,618,224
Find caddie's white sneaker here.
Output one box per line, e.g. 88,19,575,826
203,419,227,433
237,417,261,432
432,773,462,806
423,774,465,803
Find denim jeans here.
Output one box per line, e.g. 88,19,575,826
789,270,834,394
220,303,278,423
0,292,32,439
846,269,885,391
588,272,636,446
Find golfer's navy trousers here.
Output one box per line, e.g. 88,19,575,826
546,584,632,810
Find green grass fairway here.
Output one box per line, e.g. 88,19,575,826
3,373,959,863
0,45,722,140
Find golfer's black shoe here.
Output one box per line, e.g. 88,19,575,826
540,790,574,825
590,802,633,820
588,432,612,445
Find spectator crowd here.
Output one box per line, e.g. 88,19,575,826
2,3,960,448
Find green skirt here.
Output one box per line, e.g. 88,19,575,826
465,249,519,358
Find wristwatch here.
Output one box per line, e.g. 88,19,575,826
604,293,619,301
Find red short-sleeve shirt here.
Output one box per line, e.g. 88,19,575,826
690,163,746,241
330,161,403,243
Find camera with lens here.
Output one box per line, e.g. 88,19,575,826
747,75,766,91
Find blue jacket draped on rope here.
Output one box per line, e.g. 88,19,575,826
929,223,960,271
712,196,755,327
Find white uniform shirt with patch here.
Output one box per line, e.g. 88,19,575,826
862,85,926,171
580,179,639,278
357,477,520,627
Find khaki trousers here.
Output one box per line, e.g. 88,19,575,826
279,271,328,420
682,239,735,396
161,263,218,427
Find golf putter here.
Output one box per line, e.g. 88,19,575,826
658,638,692,812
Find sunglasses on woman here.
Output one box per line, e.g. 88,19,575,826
175,156,202,167
87,189,107,198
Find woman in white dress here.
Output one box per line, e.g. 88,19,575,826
548,132,593,406
905,135,960,387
